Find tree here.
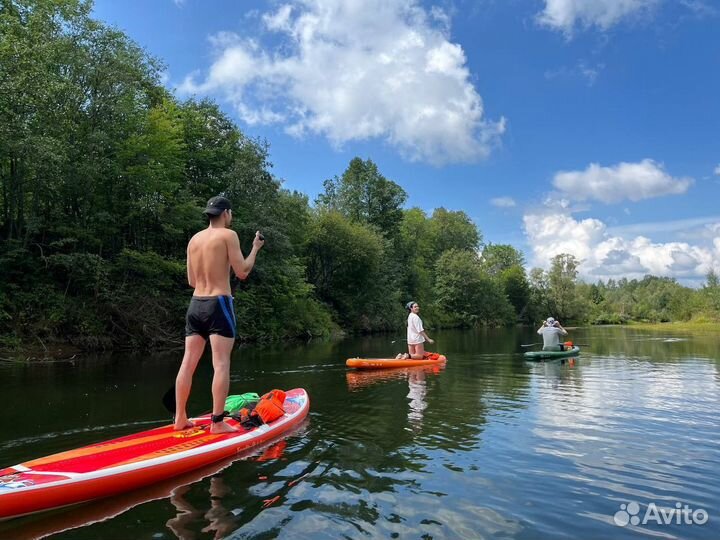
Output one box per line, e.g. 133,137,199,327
435,249,514,326
499,266,530,320
480,244,525,276
317,157,406,238
305,211,387,328
527,267,550,324
428,207,481,256
547,253,585,321
703,270,720,313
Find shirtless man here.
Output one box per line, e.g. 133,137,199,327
174,195,264,434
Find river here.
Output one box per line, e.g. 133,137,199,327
1,326,718,539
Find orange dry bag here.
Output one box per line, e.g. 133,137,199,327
253,389,286,424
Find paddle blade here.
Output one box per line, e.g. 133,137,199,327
162,385,176,416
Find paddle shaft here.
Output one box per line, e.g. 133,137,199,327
521,342,587,348
162,385,176,416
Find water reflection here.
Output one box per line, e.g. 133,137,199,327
406,369,427,429
532,356,581,389
345,365,443,392
168,477,235,540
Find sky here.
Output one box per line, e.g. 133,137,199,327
92,0,720,285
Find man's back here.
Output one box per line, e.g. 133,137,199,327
538,326,565,350
187,228,233,297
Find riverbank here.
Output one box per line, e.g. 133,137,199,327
0,343,84,363
627,320,720,333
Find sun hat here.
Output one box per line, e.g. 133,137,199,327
546,317,556,325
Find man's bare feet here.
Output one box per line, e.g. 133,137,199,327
210,420,239,434
173,418,196,431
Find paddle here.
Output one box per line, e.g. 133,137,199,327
521,342,588,349
162,384,176,416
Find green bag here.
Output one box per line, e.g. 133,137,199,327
225,392,260,413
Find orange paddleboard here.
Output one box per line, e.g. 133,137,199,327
346,353,447,369
0,388,309,521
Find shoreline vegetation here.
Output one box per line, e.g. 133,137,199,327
3,1,720,356
627,321,720,333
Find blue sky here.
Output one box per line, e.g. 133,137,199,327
93,0,720,284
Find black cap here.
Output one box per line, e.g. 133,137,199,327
203,196,232,216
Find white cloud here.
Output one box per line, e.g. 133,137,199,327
680,0,719,17
544,61,605,86
491,197,516,208
523,211,720,283
552,159,693,204
179,0,505,165
608,216,720,237
538,0,659,35
714,164,720,175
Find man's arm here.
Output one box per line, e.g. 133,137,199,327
227,230,263,280
556,323,568,335
186,242,195,288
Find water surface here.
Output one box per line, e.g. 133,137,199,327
1,326,718,539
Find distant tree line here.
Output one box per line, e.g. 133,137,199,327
1,0,719,350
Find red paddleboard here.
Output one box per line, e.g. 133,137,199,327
0,388,309,521
346,353,447,370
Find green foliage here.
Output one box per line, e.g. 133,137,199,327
480,244,525,276
499,265,531,320
234,257,336,340
701,270,720,315
428,207,481,256
305,211,396,330
435,250,514,326
547,253,585,321
2,1,716,351
479,244,530,321
317,157,407,239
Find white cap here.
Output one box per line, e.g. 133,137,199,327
546,317,555,325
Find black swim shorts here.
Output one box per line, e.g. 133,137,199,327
185,295,236,339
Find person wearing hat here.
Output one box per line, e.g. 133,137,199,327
174,195,265,434
396,301,434,359
537,317,568,351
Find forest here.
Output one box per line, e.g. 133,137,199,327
2,0,719,351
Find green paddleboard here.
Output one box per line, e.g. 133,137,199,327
524,346,581,360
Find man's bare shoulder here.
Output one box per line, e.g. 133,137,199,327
187,229,209,246
189,227,237,239
222,228,240,242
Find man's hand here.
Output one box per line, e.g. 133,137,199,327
253,231,265,250
427,338,435,344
